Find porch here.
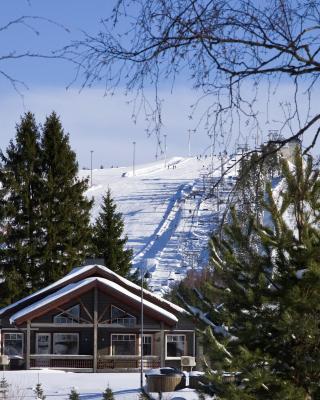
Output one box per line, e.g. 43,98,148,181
1,275,196,372
29,354,161,372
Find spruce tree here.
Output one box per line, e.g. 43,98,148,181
0,112,42,302
34,383,46,400
188,149,320,399
39,112,92,283
92,189,132,277
102,386,115,400
0,112,93,304
68,388,79,400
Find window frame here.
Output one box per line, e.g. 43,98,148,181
53,304,80,324
36,333,51,354
53,332,79,355
110,333,136,356
110,305,136,327
3,332,24,358
165,334,186,360
142,334,153,356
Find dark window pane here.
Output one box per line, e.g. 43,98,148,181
112,340,136,355
166,335,185,357
143,343,152,356
4,333,23,357
53,305,80,324
53,334,78,355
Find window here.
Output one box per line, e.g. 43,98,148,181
166,335,186,358
143,335,152,356
53,305,80,324
111,305,136,327
36,333,51,354
111,334,136,355
3,333,23,358
53,333,79,355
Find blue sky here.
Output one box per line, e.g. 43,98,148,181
0,1,212,168
1,1,318,168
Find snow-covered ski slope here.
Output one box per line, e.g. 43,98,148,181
80,156,237,295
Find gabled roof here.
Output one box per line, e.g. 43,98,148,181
0,264,186,319
10,277,178,326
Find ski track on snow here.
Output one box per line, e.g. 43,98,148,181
80,156,237,295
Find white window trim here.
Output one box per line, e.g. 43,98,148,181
141,334,153,356
110,305,136,327
36,333,51,354
3,332,24,358
110,333,136,356
53,333,79,355
165,334,186,360
53,304,80,324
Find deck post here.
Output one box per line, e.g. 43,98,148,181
93,286,98,372
193,331,196,357
26,320,31,370
160,322,165,367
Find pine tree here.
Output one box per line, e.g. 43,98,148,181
0,112,42,302
0,376,9,389
0,112,93,304
34,383,46,400
92,189,132,277
102,385,114,400
68,388,79,400
39,112,92,283
189,149,320,399
0,376,8,400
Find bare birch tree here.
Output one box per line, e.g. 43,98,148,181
65,0,320,153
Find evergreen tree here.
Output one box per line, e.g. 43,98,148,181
34,383,46,400
39,112,92,283
68,388,79,400
102,386,115,400
0,112,93,304
0,376,9,389
188,149,320,399
0,112,42,302
92,189,132,277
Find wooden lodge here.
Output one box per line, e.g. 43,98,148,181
0,264,196,372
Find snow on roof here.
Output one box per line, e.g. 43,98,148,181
10,276,178,324
0,264,185,317
88,264,186,314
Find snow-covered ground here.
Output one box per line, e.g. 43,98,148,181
1,370,201,399
80,156,237,294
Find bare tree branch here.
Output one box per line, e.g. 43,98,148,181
64,0,320,152
0,15,70,96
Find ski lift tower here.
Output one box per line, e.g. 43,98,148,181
267,130,283,142
208,134,214,174
187,129,196,157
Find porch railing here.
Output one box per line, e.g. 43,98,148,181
30,354,160,370
30,355,93,369
97,355,160,370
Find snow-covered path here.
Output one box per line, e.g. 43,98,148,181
80,156,236,293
